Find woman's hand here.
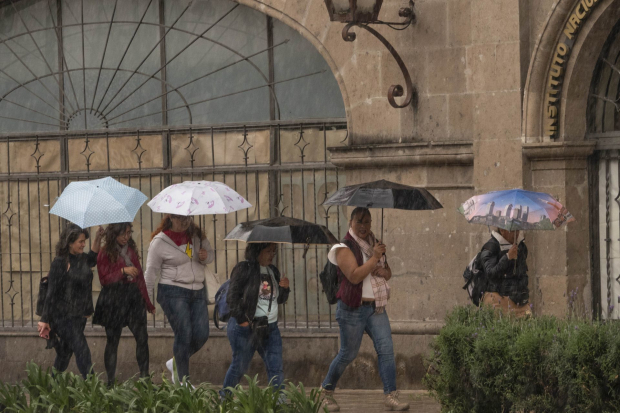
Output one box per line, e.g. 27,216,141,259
373,268,390,278
148,308,156,315
91,226,105,253
279,277,290,289
37,322,50,339
198,248,209,261
507,244,518,260
124,267,139,278
372,242,386,259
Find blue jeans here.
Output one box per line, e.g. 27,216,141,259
157,284,210,382
322,300,397,394
221,317,284,395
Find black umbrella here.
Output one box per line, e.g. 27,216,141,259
322,179,443,236
224,216,338,256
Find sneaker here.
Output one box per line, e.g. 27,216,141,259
385,391,409,411
165,358,175,384
321,389,340,412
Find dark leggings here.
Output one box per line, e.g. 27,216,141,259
52,317,93,379
104,319,149,385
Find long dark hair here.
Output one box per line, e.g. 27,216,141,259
350,207,371,222
244,243,273,262
55,224,90,264
103,222,138,263
150,214,205,241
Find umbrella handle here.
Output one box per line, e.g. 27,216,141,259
302,238,310,259
513,241,517,275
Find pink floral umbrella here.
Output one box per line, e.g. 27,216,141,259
147,181,251,216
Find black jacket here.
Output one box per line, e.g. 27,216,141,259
41,251,97,323
227,261,290,324
480,236,529,305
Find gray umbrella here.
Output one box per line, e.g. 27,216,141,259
322,179,443,236
224,216,338,256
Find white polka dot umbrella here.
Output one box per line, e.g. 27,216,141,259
148,181,251,215
49,177,148,228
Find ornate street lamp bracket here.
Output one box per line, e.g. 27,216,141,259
342,22,414,108
333,0,416,109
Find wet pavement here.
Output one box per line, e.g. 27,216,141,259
332,390,440,412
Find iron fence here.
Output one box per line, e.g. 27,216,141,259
0,119,348,329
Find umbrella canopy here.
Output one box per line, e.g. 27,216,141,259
458,189,575,231
224,216,338,245
49,177,148,228
148,181,251,215
322,179,443,210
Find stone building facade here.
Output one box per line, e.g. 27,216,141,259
0,0,618,389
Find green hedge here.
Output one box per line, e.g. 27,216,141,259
423,306,620,413
0,363,326,412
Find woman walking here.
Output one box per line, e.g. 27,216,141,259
221,243,290,397
94,222,155,386
37,224,104,378
144,214,213,384
320,207,409,412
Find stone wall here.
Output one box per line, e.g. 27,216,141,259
0,328,436,390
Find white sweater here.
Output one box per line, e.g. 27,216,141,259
144,232,214,304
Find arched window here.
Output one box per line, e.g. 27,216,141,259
588,19,620,136
0,0,345,132
0,0,348,329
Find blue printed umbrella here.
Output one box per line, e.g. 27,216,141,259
50,177,148,228
458,189,575,231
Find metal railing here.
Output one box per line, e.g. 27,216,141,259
0,119,349,329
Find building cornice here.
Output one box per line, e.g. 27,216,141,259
522,141,596,160
328,141,474,168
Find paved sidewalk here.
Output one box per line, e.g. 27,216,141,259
332,390,440,412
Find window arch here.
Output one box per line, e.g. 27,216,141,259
589,17,620,136
0,0,345,133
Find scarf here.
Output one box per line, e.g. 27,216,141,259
119,243,133,267
348,228,390,312
164,230,191,247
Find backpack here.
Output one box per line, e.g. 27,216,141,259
462,252,486,306
319,261,340,305
319,240,356,305
213,279,231,330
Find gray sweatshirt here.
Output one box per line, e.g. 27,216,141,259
144,232,215,304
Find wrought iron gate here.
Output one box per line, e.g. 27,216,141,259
0,119,348,330
592,149,620,320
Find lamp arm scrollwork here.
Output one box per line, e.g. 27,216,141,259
342,23,415,108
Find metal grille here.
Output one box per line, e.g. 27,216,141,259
0,119,349,329
595,149,620,319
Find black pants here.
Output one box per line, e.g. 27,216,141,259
51,317,93,379
104,318,149,385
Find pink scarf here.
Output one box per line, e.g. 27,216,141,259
348,228,390,312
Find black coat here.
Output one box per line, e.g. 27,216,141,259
40,251,97,323
480,237,529,305
227,261,290,324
